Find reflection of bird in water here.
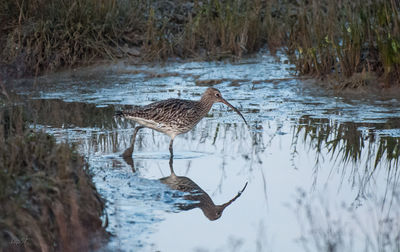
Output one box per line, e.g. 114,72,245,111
116,87,247,158
160,158,248,221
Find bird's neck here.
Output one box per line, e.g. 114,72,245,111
198,96,214,115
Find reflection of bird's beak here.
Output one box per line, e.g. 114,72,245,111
219,182,248,210
220,98,248,125
206,182,247,221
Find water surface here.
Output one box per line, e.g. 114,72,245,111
11,54,400,251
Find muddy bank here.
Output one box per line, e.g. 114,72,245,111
0,101,108,251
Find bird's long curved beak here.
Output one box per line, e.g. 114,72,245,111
220,98,248,125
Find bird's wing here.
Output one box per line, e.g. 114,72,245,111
121,99,198,124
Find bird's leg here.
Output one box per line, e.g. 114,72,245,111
169,138,174,158
169,154,174,174
122,126,144,158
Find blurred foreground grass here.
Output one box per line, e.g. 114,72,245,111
0,100,108,251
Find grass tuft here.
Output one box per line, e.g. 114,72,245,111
0,104,108,251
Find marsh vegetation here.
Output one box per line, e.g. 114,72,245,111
1,0,400,87
0,98,108,251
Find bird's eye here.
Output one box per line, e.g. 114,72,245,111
215,93,220,97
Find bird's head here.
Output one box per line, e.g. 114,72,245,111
201,87,247,125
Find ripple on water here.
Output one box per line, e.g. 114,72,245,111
132,151,211,160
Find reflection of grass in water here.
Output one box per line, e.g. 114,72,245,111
24,97,400,193
293,188,400,252
0,104,108,250
374,136,400,170
25,98,118,129
293,115,400,200
294,115,400,169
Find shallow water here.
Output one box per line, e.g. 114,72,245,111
11,53,400,251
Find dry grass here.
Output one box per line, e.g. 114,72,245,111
0,0,272,74
278,0,400,87
0,0,147,75
1,0,400,87
180,0,269,59
0,104,108,251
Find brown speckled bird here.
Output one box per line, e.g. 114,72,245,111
116,87,247,158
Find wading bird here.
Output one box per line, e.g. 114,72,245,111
116,87,247,158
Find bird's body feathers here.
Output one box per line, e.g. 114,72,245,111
118,98,211,138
